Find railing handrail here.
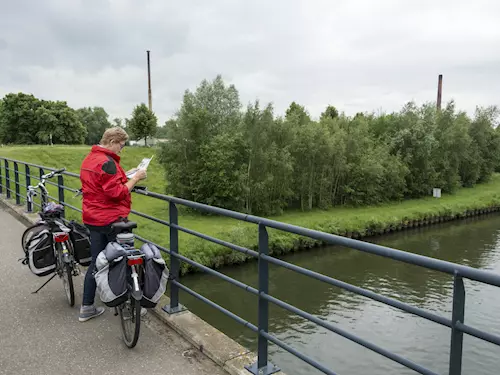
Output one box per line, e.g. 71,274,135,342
1,155,499,375
133,189,500,287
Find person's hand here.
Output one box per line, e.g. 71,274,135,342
133,169,147,181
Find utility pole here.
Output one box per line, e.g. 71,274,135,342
437,74,443,111
147,50,152,111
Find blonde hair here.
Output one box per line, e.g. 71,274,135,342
100,127,129,146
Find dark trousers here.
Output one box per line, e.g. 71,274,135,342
82,226,116,306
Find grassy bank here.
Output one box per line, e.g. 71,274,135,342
2,145,500,275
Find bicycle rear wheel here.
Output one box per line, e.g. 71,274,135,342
62,263,75,307
56,242,75,307
119,298,141,348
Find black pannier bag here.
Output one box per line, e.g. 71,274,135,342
95,242,128,307
140,243,169,308
21,223,56,277
68,220,92,266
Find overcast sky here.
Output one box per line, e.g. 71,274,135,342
1,0,499,125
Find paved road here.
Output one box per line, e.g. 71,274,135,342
0,208,225,375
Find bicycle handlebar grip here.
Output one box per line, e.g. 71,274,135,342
54,168,66,174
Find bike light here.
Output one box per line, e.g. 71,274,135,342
53,233,69,243
127,258,143,266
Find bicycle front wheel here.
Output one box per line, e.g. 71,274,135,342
62,263,75,307
119,298,141,348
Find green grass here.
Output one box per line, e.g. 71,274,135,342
2,145,500,274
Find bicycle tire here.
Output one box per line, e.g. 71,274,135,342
119,298,141,348
21,222,45,253
62,262,75,307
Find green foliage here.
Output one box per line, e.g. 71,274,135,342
158,75,500,216
35,101,87,145
158,75,242,205
285,101,311,126
0,93,87,145
156,124,169,138
320,105,339,120
0,93,42,144
127,104,158,145
77,107,111,145
243,102,294,214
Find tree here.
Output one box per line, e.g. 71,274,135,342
112,118,123,127
242,102,294,214
34,100,87,144
469,106,500,182
158,75,242,202
0,93,86,145
77,107,111,145
156,124,169,138
0,93,41,144
321,105,339,120
127,104,158,146
285,101,310,126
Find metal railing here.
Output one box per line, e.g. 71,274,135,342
1,156,500,375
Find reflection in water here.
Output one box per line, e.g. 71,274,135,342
180,214,500,375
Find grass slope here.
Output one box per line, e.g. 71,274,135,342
2,145,500,274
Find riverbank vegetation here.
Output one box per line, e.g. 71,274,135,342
159,76,500,217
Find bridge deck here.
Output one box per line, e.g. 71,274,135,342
0,208,224,375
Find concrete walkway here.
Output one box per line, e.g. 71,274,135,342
0,208,225,375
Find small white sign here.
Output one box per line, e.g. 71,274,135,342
433,188,441,198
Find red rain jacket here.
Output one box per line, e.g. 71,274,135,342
80,146,131,226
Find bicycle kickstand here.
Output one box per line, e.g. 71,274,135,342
31,273,57,294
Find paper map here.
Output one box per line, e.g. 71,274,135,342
126,155,154,179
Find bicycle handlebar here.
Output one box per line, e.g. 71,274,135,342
27,168,66,198
41,168,66,180
53,168,66,175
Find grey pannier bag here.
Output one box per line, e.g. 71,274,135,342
140,243,169,308
22,223,56,277
94,242,128,307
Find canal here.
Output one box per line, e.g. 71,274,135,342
179,214,500,374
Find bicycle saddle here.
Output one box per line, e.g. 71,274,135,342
111,221,137,233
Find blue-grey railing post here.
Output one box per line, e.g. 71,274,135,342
246,224,280,375
39,168,47,206
4,159,11,199
0,158,3,195
13,162,21,205
58,174,65,218
163,201,185,314
25,165,32,213
449,273,465,375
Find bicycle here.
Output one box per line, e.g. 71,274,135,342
109,220,145,348
21,168,78,307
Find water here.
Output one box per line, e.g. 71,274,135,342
179,214,500,375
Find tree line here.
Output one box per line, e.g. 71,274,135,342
0,92,158,146
159,75,500,215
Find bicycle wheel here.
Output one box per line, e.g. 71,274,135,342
21,223,45,252
55,241,75,307
62,262,75,307
118,298,141,348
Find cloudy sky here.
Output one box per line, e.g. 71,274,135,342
1,0,499,125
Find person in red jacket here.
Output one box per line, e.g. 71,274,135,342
79,127,146,322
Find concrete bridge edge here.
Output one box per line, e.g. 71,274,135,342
0,195,266,375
